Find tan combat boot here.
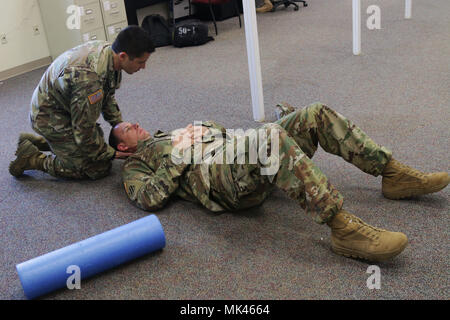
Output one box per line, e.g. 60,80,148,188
9,140,47,177
256,0,273,13
382,158,450,200
327,210,408,262
18,133,51,151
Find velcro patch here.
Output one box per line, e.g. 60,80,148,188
88,89,103,105
124,182,141,200
128,185,136,197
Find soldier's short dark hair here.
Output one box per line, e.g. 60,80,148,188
109,127,119,150
112,25,155,60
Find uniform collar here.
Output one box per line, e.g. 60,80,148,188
104,46,122,90
137,137,154,151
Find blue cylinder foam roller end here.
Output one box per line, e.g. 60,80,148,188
16,215,166,299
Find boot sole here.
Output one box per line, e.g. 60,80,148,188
383,179,450,200
331,240,408,262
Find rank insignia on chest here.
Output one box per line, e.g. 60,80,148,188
88,89,103,104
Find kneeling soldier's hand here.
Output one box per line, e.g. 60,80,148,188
115,151,134,159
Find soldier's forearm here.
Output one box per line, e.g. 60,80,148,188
123,157,190,211
99,144,117,161
102,97,122,127
104,112,122,127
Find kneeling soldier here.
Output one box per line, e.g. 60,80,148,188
10,26,154,180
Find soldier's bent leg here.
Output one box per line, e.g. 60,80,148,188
274,102,449,199
31,122,112,180
42,155,104,180
42,157,111,180
259,123,344,224
275,102,392,177
43,141,111,180
259,123,408,261
8,139,94,180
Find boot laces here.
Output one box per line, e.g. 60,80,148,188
393,159,427,179
344,214,384,240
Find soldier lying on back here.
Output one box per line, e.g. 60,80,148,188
109,102,449,262
10,26,154,180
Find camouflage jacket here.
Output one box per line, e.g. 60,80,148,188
122,121,274,213
30,41,122,162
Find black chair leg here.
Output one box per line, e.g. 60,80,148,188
233,0,241,28
208,2,218,35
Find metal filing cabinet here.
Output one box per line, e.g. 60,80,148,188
39,0,128,60
100,0,128,41
172,0,191,20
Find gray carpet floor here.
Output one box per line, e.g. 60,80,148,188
0,0,449,300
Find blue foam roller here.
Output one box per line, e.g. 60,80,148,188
16,215,166,299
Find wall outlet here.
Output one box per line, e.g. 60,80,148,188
0,34,7,44
33,25,40,36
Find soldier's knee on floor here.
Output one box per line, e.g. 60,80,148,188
84,161,112,180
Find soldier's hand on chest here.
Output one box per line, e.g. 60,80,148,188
172,123,209,150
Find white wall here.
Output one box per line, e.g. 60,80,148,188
0,0,50,72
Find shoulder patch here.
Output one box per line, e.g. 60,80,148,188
88,89,103,104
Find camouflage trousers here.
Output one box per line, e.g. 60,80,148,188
234,102,392,224
31,122,111,180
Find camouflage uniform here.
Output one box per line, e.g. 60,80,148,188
122,102,392,224
29,41,122,179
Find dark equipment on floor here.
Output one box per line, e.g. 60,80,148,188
141,14,173,47
173,19,215,47
271,0,308,12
